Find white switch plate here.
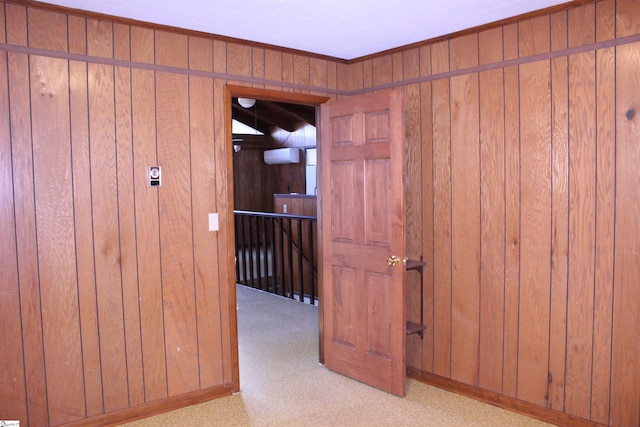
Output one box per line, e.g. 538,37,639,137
208,213,219,231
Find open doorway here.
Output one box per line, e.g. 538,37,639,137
225,85,330,389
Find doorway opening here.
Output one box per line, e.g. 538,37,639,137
225,85,330,390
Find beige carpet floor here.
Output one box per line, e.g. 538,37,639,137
122,285,552,426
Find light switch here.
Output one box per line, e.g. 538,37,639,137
208,213,219,231
283,204,288,213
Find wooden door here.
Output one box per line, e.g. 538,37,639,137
320,90,406,396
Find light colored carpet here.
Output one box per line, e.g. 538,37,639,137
122,285,552,426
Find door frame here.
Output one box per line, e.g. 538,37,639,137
224,85,330,391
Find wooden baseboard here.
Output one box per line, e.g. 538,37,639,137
60,384,235,427
407,368,605,427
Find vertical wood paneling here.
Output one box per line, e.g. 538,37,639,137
565,50,596,420
88,50,130,414
156,70,199,396
518,15,550,57
88,19,113,58
0,41,27,425
115,62,145,407
478,27,505,394
6,7,48,425
590,4,616,423
282,52,293,91
68,15,86,55
113,24,145,407
310,57,327,93
372,56,392,87
2,2,640,426
227,43,251,76
114,23,130,60
131,62,167,401
431,40,452,378
611,42,640,427
418,44,434,374
265,49,282,91
547,10,569,413
8,51,48,427
293,54,310,92
189,39,225,388
403,46,422,369
252,47,265,88
31,54,86,425
517,59,552,407
6,3,26,45
449,39,480,384
156,31,188,68
27,8,67,51
616,0,640,37
502,23,521,399
212,39,235,387
70,57,104,417
130,26,154,64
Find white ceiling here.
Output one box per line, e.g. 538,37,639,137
42,0,573,60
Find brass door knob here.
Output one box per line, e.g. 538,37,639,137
386,255,400,266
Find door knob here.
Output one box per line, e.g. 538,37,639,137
386,255,400,266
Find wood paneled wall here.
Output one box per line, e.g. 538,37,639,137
1,0,639,426
0,2,337,426
343,1,638,425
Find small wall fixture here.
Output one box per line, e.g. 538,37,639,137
238,98,256,108
264,148,300,165
148,166,161,186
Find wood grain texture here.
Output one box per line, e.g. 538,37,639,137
27,7,67,51
565,50,596,420
0,46,27,426
478,66,505,393
215,79,235,388
502,64,520,399
404,48,423,370
611,41,640,427
7,50,48,427
568,3,595,47
131,67,168,402
616,0,640,38
31,55,86,425
155,30,188,68
156,71,199,396
450,71,480,386
89,60,130,412
590,44,615,425
68,15,87,55
87,18,113,58
115,64,145,407
547,10,569,413
190,72,226,388
2,1,640,425
5,3,26,45
518,15,551,57
418,44,434,374
70,58,103,417
517,59,552,408
431,75,452,378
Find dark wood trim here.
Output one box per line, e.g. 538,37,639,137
349,33,640,95
59,384,234,427
407,368,606,427
224,84,329,393
4,30,639,98
225,85,331,107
